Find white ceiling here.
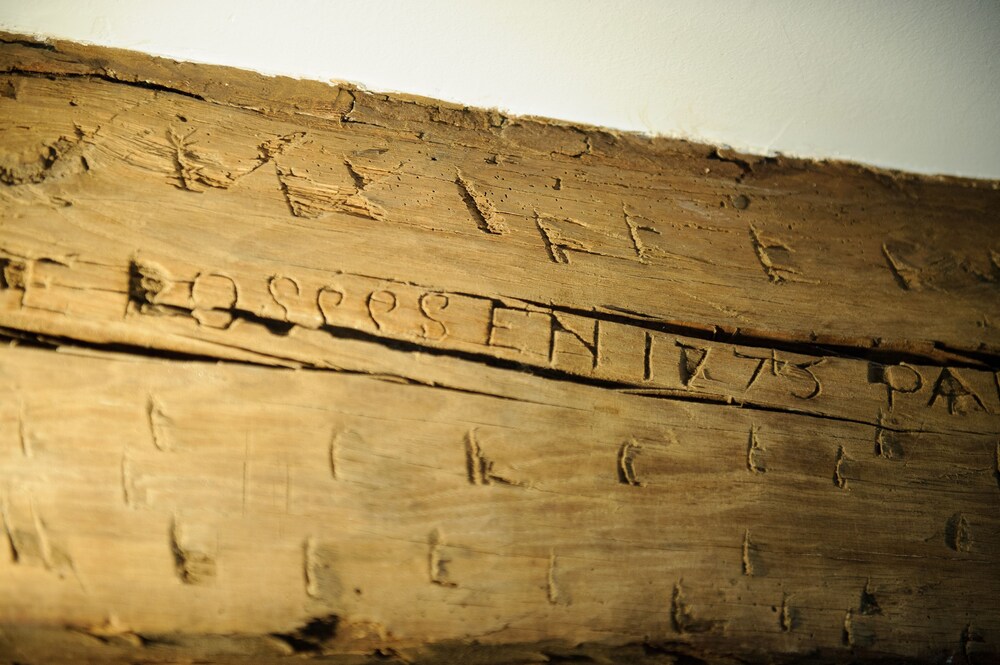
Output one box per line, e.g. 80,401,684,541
2,0,999,179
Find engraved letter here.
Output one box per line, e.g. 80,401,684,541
191,272,238,329
366,289,397,332
419,292,450,341
875,362,923,411
928,368,986,415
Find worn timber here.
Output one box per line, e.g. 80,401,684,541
0,33,998,665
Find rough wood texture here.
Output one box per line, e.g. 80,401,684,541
0,34,998,665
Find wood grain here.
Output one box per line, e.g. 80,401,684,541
0,33,997,664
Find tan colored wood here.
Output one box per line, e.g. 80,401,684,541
0,33,998,664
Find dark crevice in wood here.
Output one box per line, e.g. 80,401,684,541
0,35,57,51
0,67,207,102
0,324,946,435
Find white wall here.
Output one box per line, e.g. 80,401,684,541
2,1,998,179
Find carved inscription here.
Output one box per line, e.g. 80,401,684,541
1,489,74,573
945,513,972,553
874,411,904,460
0,254,29,296
328,429,365,480
168,127,235,192
617,439,643,487
677,342,709,387
877,363,923,411
735,349,824,399
859,580,882,616
882,243,922,291
428,528,457,587
623,206,661,264
550,314,598,371
147,395,172,452
748,224,805,284
882,240,1000,292
16,400,31,458
928,368,987,415
456,170,506,234
168,516,216,584
121,454,136,507
671,581,717,634
191,273,239,329
304,537,321,598
535,210,655,265
465,429,519,486
841,609,876,648
0,245,991,436
275,164,387,221
780,594,794,632
0,248,78,313
546,551,560,605
834,447,849,489
95,255,1000,431
741,530,756,576
746,426,766,473
270,275,324,328
15,252,994,433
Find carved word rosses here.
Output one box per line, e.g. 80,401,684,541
114,257,1000,426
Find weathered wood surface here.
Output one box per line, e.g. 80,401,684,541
0,34,998,664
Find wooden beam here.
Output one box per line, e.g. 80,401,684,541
0,33,997,664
